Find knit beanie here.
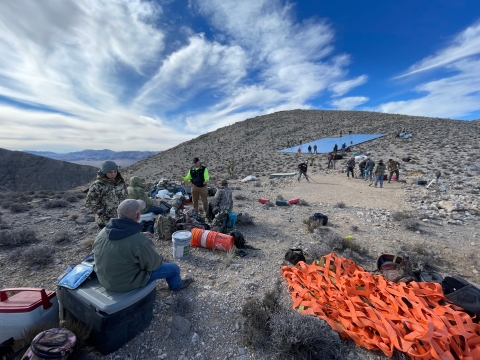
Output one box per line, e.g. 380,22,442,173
99,160,118,175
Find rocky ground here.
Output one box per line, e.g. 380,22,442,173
1,110,479,360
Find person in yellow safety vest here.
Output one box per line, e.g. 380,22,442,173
183,157,210,213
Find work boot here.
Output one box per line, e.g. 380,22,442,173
179,278,194,290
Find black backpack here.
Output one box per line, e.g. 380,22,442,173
230,229,245,248
310,213,328,226
285,249,306,265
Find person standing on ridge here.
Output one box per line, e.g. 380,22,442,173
308,145,312,154
313,144,317,154
364,158,375,181
299,137,303,145
86,160,127,229
346,157,355,178
183,157,209,213
327,152,333,169
374,160,387,188
297,161,309,182
387,159,400,183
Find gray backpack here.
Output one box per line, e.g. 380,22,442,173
154,214,176,241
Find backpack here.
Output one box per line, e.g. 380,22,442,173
211,210,230,234
154,214,176,241
22,328,76,360
230,229,245,249
285,249,306,265
442,276,480,316
174,209,209,232
310,213,328,226
207,187,217,197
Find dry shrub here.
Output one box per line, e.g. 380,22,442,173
76,192,87,199
43,199,69,209
310,231,366,261
70,214,79,221
265,201,274,207
53,231,72,244
222,247,236,268
298,199,309,206
11,244,55,267
241,282,345,359
1,200,13,209
334,202,346,208
82,237,95,249
303,217,323,233
237,212,254,225
234,193,247,200
350,225,359,232
9,203,29,213
0,229,38,247
392,211,412,221
253,181,261,187
171,293,194,316
276,194,285,200
400,243,436,270
65,194,79,203
403,218,420,232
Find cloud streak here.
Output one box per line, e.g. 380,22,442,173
397,21,480,78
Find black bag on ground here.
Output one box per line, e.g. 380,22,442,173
442,275,480,316
310,213,328,226
285,249,306,265
230,229,245,248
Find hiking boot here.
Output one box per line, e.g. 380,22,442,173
179,278,194,290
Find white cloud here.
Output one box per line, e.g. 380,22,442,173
329,75,368,97
398,21,480,78
0,0,362,151
331,96,369,110
378,59,480,118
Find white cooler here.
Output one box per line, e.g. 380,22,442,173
0,288,59,343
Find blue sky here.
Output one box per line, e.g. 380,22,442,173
0,0,479,152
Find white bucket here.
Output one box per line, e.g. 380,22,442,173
172,231,191,259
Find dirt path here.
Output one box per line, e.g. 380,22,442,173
280,172,411,211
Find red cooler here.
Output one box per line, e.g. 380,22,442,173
0,288,59,343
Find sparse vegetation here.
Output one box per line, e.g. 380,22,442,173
52,230,72,243
0,229,38,247
264,201,274,207
241,282,344,359
403,218,420,232
43,199,69,209
236,212,254,225
298,199,309,206
392,211,412,221
65,194,79,203
11,244,54,267
350,225,359,232
9,203,29,213
234,193,247,200
222,248,236,268
334,201,346,208
76,192,87,199
276,195,284,200
70,214,79,221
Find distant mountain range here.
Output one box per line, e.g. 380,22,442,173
24,149,159,162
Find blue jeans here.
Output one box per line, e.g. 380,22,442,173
146,206,166,215
365,168,373,181
148,262,183,290
374,175,384,187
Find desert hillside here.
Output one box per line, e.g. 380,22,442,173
0,148,98,192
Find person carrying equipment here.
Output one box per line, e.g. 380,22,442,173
387,159,400,182
297,161,310,182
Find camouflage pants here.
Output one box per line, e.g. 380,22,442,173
192,185,208,213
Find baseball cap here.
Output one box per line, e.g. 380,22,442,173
117,199,146,220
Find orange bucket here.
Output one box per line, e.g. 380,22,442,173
191,228,234,252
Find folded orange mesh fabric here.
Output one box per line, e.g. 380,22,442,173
281,253,480,360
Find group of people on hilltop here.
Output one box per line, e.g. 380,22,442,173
85,157,233,294
342,157,401,188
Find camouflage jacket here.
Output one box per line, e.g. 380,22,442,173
85,174,127,226
387,160,400,172
127,176,154,213
209,186,233,213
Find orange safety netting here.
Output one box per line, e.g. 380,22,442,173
281,253,480,360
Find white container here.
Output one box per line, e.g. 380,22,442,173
138,212,156,223
170,207,176,217
172,231,192,259
0,288,59,343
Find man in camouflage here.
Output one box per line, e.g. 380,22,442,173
387,159,400,183
86,160,128,229
206,179,233,222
